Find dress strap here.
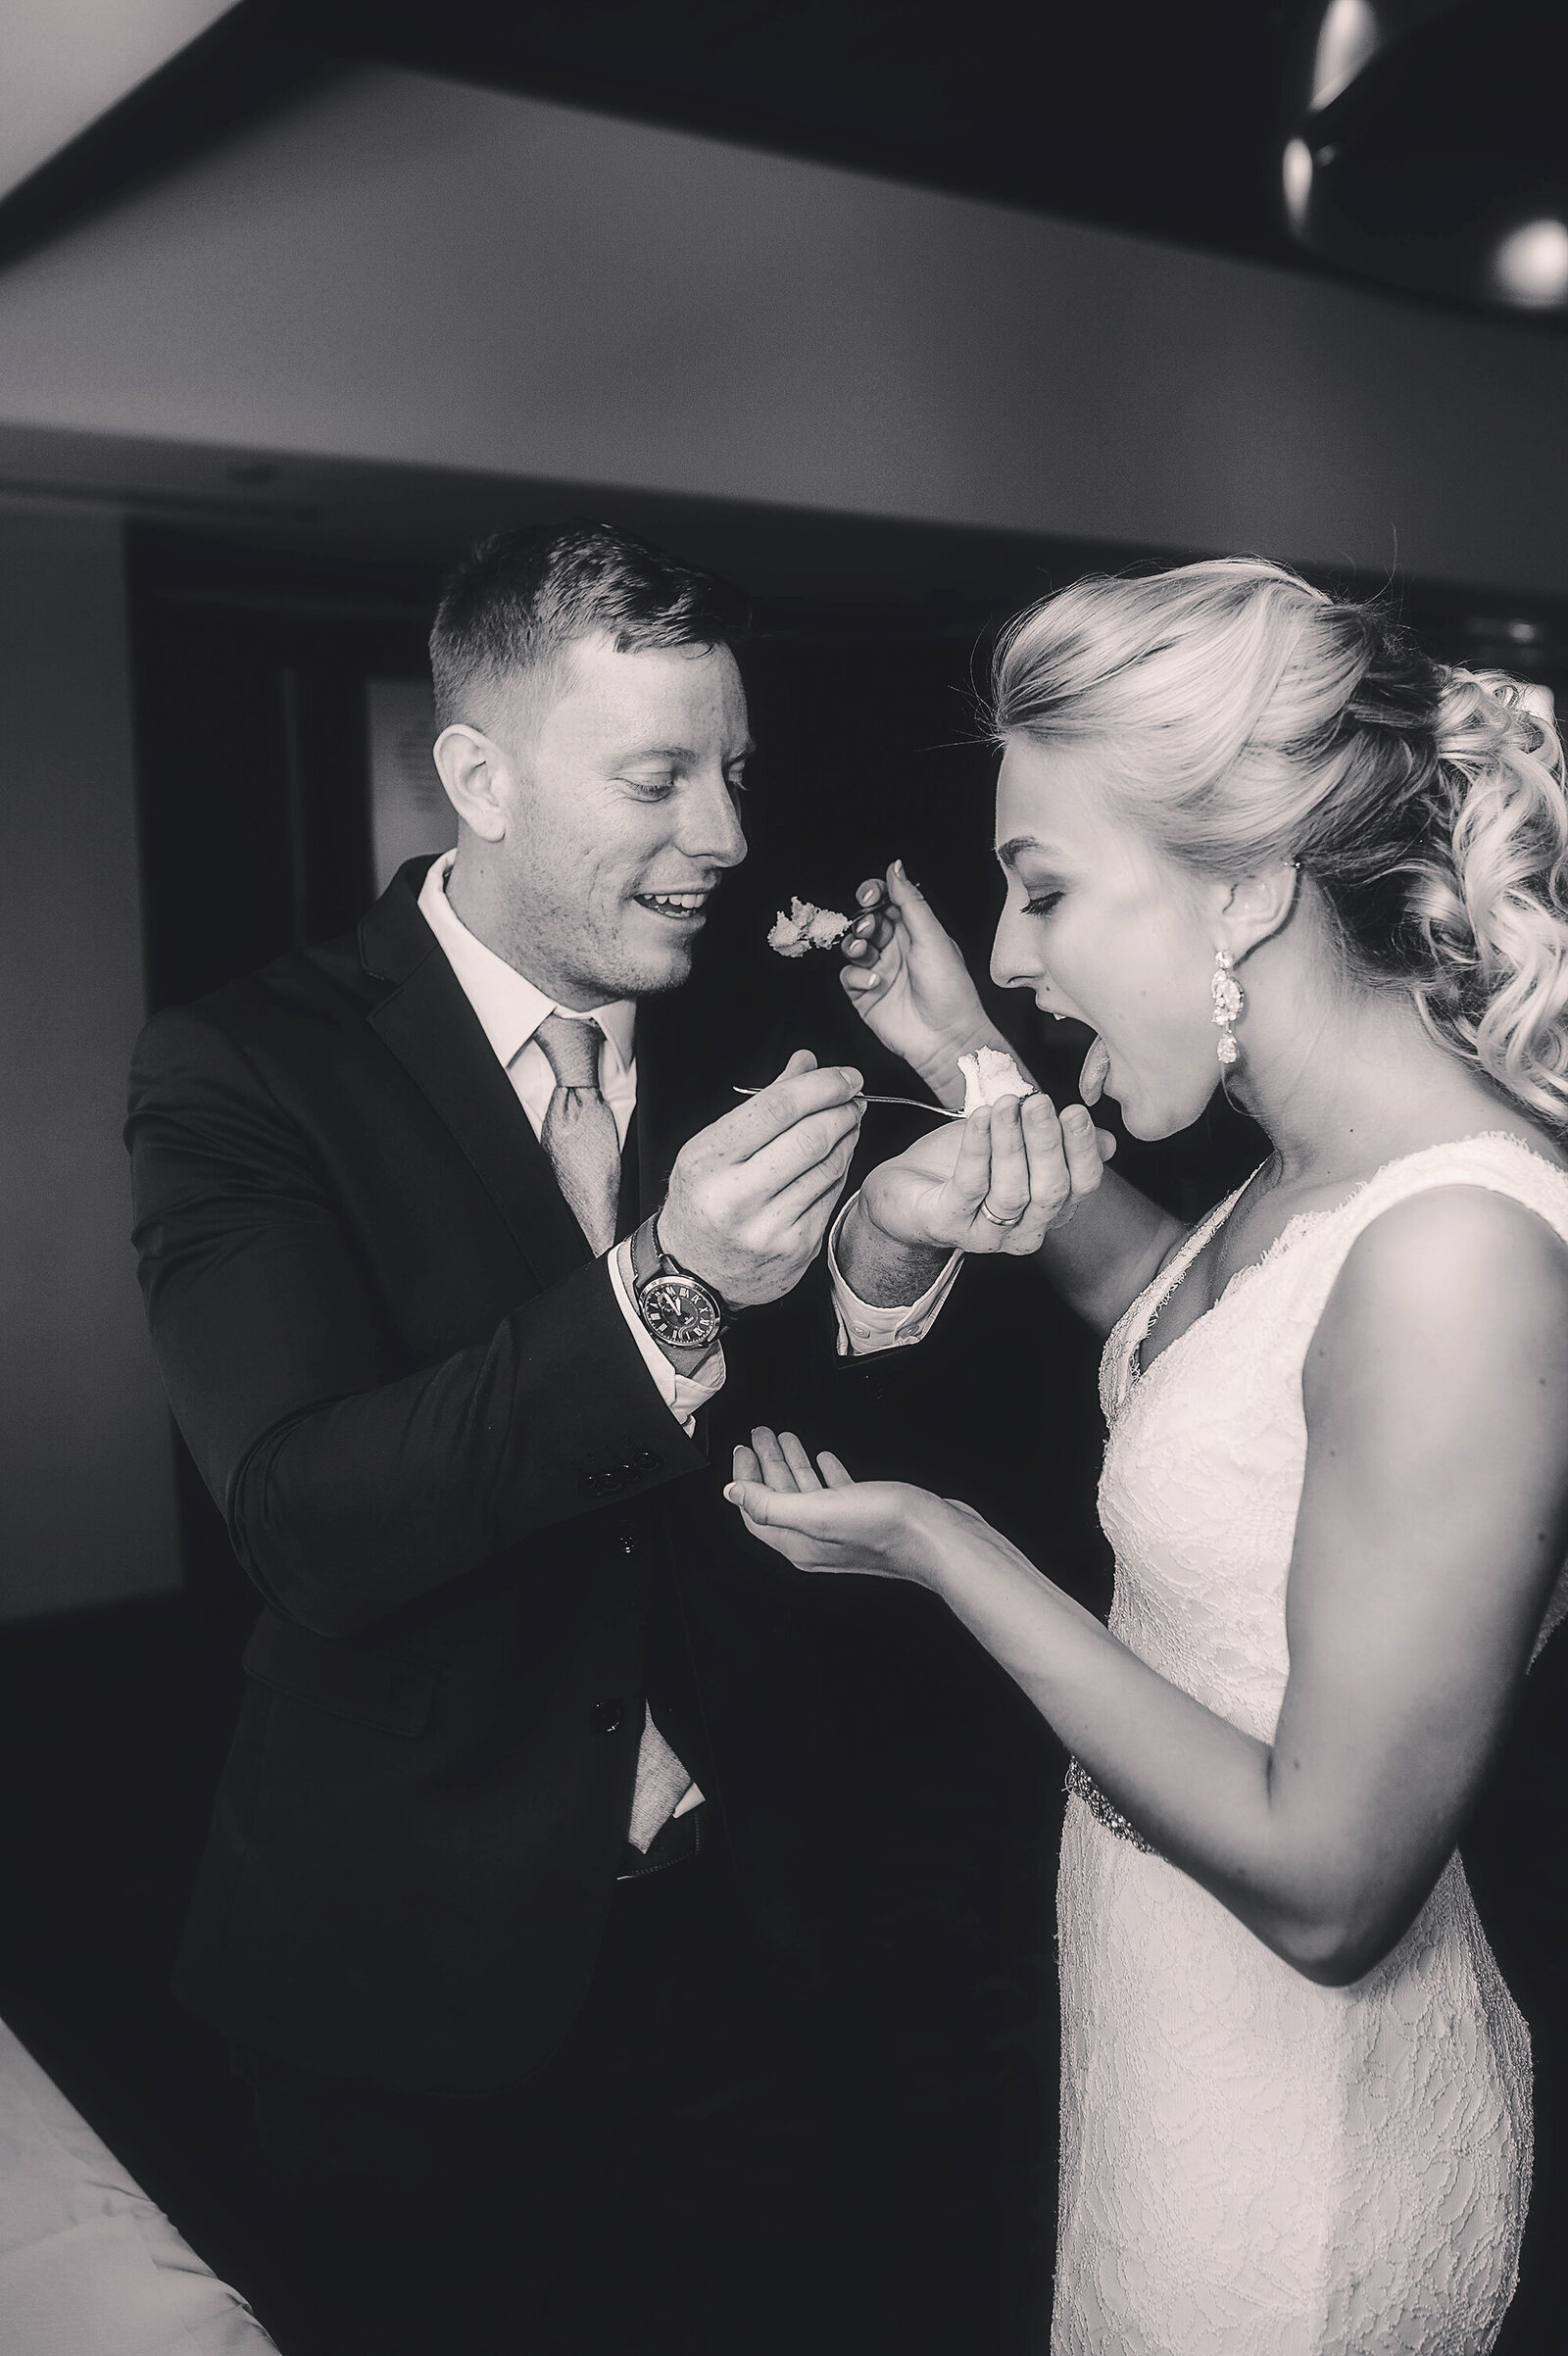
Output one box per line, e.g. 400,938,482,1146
1322,1132,1568,1252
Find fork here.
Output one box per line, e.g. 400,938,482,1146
732,1085,965,1118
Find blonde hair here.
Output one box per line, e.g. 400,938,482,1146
987,559,1568,1130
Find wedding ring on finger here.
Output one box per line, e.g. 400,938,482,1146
977,1199,1028,1228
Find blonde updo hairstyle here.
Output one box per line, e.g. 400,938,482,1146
987,558,1568,1131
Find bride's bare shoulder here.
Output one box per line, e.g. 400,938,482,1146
1308,1176,1568,1412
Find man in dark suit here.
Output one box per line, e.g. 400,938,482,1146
127,522,998,2354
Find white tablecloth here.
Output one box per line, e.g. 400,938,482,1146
0,2013,279,2354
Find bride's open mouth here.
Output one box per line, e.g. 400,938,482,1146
1080,1036,1111,1105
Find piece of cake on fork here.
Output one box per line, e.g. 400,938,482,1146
767,896,852,958
956,1046,1037,1114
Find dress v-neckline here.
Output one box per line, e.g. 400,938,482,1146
1124,1129,1568,1399
1128,1175,1257,1389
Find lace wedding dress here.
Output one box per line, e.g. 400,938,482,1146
1053,1135,1568,2355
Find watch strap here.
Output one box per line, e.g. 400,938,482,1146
628,1209,663,1291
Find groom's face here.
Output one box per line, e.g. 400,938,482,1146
480,632,751,1007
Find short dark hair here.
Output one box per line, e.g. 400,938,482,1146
428,520,751,730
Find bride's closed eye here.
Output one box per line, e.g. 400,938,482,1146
1024,891,1064,918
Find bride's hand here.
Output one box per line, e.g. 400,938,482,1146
856,1090,1116,1258
839,863,998,1106
725,1428,948,1582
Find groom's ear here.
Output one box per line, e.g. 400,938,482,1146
434,723,510,842
1220,864,1300,963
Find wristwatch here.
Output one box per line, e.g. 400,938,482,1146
629,1212,735,1350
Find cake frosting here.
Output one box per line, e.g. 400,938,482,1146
956,1046,1037,1114
767,897,852,957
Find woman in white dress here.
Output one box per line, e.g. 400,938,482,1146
725,561,1568,2353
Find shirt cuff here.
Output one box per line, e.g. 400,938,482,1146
827,1192,963,1358
608,1242,726,1435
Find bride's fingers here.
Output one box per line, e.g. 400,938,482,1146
776,1430,824,1490
817,1450,857,1489
724,1479,779,1527
723,1479,830,1532
751,1426,808,1493
842,908,899,967
945,1104,998,1214
841,882,894,965
980,1094,1037,1224
732,1444,761,1486
1021,1093,1074,1218
1059,1102,1111,1201
884,860,953,953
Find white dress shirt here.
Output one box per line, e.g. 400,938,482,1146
418,851,723,1430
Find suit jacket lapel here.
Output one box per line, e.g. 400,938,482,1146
360,862,593,1293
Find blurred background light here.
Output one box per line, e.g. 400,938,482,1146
1493,218,1568,308
1309,0,1382,111
1283,136,1314,227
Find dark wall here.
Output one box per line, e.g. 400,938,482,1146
0,509,180,1623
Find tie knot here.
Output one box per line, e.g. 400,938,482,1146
535,1011,605,1092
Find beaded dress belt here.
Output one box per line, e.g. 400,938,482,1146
1065,1758,1158,1856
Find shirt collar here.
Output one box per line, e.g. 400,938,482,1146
416,852,637,1076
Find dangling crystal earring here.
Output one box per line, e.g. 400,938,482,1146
1211,948,1243,1068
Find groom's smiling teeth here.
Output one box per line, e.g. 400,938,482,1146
636,889,710,920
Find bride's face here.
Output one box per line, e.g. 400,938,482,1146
990,735,1227,1140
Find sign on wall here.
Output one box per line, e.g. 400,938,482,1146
366,678,451,894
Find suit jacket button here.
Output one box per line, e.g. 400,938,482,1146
592,1698,626,1735
617,1530,639,1555
630,1448,663,1474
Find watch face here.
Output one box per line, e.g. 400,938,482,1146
638,1273,722,1349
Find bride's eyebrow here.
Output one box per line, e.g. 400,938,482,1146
997,834,1068,869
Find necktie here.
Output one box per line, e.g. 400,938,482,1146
533,1012,621,1254
532,1011,695,1851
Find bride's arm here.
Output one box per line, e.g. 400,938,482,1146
733,1187,1568,1985
837,865,1182,1333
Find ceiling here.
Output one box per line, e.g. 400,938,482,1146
1,0,1563,324
0,0,235,204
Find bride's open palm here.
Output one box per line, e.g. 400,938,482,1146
727,1427,994,1583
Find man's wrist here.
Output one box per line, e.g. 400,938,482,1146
639,1205,726,1302
836,1191,952,1307
616,1235,718,1376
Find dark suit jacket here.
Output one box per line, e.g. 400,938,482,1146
125,858,884,2096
